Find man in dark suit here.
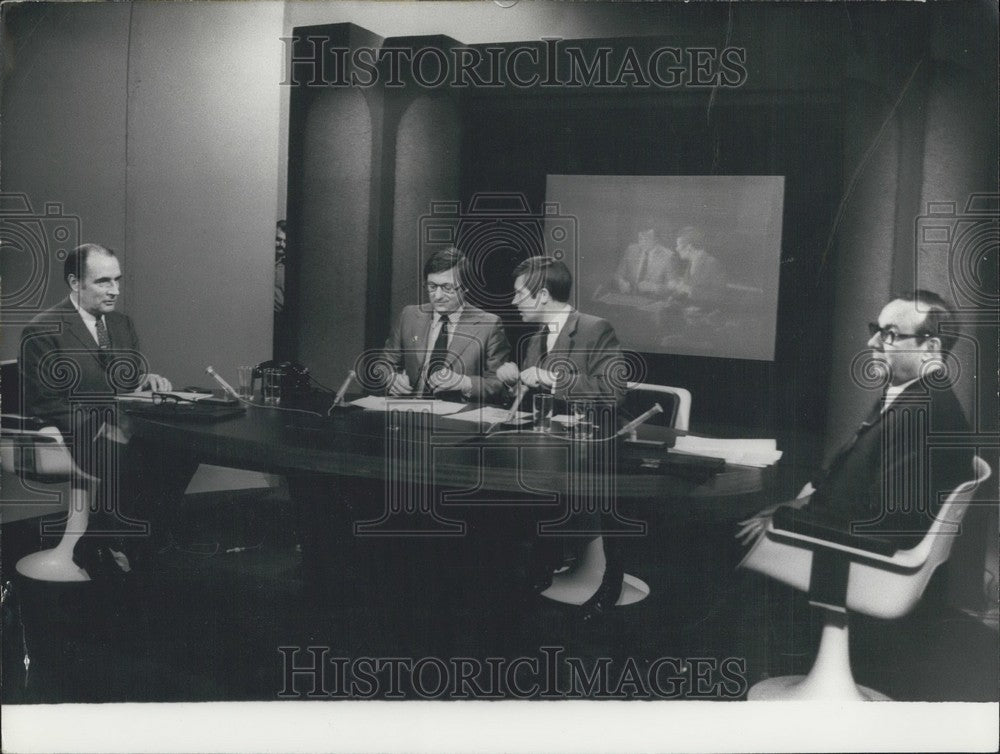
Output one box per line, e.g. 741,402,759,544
21,243,195,577
498,256,629,621
738,290,974,549
382,246,511,403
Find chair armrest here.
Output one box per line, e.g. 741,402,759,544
1,414,63,442
771,505,900,558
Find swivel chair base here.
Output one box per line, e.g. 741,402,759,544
15,490,90,583
747,613,891,701
16,548,90,582
541,536,649,606
749,675,889,701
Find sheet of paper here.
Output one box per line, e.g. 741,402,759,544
672,435,783,467
447,407,532,424
349,395,467,415
115,390,216,402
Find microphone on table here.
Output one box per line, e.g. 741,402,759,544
331,370,356,408
615,403,663,441
486,382,528,435
205,366,243,402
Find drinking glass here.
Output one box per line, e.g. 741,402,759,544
569,400,594,439
237,366,254,400
533,393,553,433
262,368,282,406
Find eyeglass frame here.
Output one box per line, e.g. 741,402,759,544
425,282,461,295
867,322,932,345
151,392,199,406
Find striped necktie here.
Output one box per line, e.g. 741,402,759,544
95,316,112,350
423,315,449,396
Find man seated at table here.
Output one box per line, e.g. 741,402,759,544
497,255,630,622
737,290,973,549
614,224,681,297
381,246,511,403
21,243,198,578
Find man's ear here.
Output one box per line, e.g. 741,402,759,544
67,274,80,292
924,335,943,353
538,288,551,305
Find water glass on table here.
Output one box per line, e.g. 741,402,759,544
262,368,282,406
569,400,594,439
237,366,254,401
533,393,553,433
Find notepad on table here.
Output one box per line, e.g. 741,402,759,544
671,436,782,467
349,395,467,415
448,407,532,425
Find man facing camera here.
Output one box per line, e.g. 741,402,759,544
382,246,511,403
497,256,629,622
738,290,974,549
20,243,197,577
614,225,680,297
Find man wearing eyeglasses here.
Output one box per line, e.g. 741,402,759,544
381,246,511,403
737,290,973,548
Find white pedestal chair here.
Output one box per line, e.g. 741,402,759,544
1,414,92,582
540,383,692,607
739,455,991,700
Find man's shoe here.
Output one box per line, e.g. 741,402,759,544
72,538,131,581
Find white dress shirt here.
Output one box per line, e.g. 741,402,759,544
69,295,102,346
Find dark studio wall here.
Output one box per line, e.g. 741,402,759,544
283,3,997,496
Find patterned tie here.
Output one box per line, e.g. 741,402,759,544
95,316,112,350
424,315,449,395
636,249,650,285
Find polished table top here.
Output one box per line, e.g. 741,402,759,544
125,399,766,513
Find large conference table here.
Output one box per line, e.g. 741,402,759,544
126,397,768,604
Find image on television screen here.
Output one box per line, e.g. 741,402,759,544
546,174,785,361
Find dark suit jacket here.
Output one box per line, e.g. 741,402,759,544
520,310,625,406
382,304,511,403
20,297,144,438
809,378,974,547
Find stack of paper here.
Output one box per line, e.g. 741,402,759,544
447,407,532,425
349,396,466,415
116,391,217,402
672,435,782,468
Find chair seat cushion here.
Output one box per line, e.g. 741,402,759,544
772,505,900,556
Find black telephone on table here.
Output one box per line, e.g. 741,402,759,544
253,360,312,391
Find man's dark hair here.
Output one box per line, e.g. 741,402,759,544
64,243,116,287
513,255,572,303
896,289,958,353
423,246,466,286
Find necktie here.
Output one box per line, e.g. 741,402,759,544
424,316,449,394
538,325,549,362
817,397,884,485
95,316,112,350
636,249,650,284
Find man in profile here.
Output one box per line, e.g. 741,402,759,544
21,243,196,577
738,290,974,548
381,246,511,403
498,256,629,622
670,225,726,304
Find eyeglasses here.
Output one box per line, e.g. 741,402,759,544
867,323,930,345
426,283,459,295
151,392,199,406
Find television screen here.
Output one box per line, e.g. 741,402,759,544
545,175,785,361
